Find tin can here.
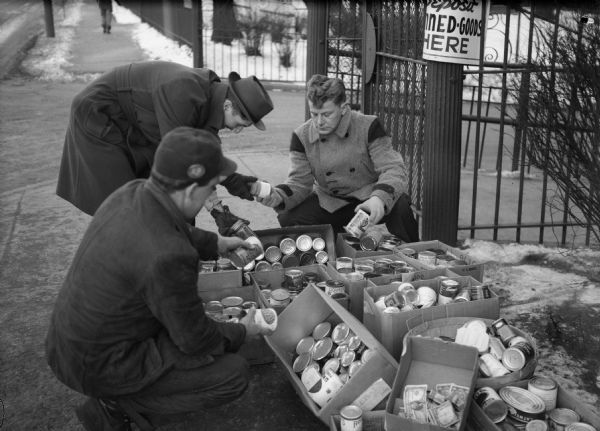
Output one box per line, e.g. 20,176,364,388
221,296,244,308
361,348,376,364
526,420,549,431
270,288,291,307
323,357,340,374
334,344,349,359
453,287,471,303
336,257,354,270
271,262,284,270
359,227,384,251
491,318,518,346
312,237,326,251
340,405,363,431
384,291,405,308
548,408,580,431
528,376,558,412
438,279,460,304
250,180,272,198
479,353,510,377
348,360,363,378
565,424,597,431
470,284,492,300
499,386,546,423
303,272,321,284
199,260,216,272
474,387,508,423
254,260,272,272
340,350,356,368
398,247,417,259
344,209,370,238
205,300,223,315
312,321,332,340
296,234,313,252
223,306,243,319
331,323,351,345
216,258,235,271
284,269,304,292
279,238,297,255
293,352,313,374
299,252,316,266
296,336,315,355
227,245,263,269
312,337,334,361
435,254,454,267
508,335,530,347
281,254,300,268
331,292,350,310
264,245,282,263
489,337,506,361
418,250,437,266
241,301,257,310
325,279,346,296
502,340,535,371
354,263,374,275
315,250,329,264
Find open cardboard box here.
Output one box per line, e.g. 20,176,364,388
336,233,393,259
329,410,386,431
363,276,500,360
255,224,337,263
385,336,479,431
395,240,486,282
197,267,242,290
265,284,399,425
196,283,274,365
467,378,600,431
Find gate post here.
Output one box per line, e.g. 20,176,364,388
305,0,328,119
192,0,203,68
422,61,463,245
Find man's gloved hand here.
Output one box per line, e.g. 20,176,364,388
210,205,249,236
220,173,258,201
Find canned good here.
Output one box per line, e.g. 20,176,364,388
312,321,332,340
222,306,243,319
526,420,549,431
243,259,256,271
398,247,417,259
325,279,346,296
336,257,354,270
295,234,313,252
241,301,257,309
264,245,282,263
271,262,284,270
346,335,362,351
340,350,356,368
315,250,329,264
489,337,507,361
348,360,363,378
227,245,264,269
221,296,244,308
323,357,340,374
474,387,508,423
354,263,374,275
548,408,580,431
344,209,370,238
303,272,321,284
331,292,350,310
270,288,291,307
491,318,518,346
331,322,351,344
502,340,535,371
334,344,349,359
499,386,546,423
293,352,313,374
260,289,272,300
254,260,272,272
435,254,454,267
360,227,384,251
205,300,223,315
312,337,334,361
418,250,437,266
361,348,376,364
565,423,597,431
198,261,215,272
281,254,300,268
284,269,304,292
438,279,460,304
470,284,492,300
384,291,405,308
479,353,510,377
216,258,235,271
250,180,272,198
508,335,530,347
340,405,362,431
296,336,315,355
528,376,558,412
298,252,316,266
230,220,264,251
453,287,471,303
279,238,297,255
312,237,326,251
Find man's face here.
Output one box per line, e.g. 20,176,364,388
223,100,253,134
308,99,345,136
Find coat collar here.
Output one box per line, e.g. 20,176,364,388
308,109,352,143
205,82,228,134
145,178,194,243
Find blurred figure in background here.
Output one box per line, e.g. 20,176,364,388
97,0,113,34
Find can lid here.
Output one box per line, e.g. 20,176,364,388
271,262,284,270
281,254,300,268
312,337,334,360
565,423,597,431
499,386,546,414
292,352,313,373
315,250,329,263
264,246,282,263
296,336,315,355
340,405,362,420
296,234,313,252
359,236,378,251
340,350,356,367
255,261,272,272
348,360,363,377
529,376,557,391
502,346,527,371
312,237,326,251
361,348,376,364
548,408,581,425
221,296,244,307
279,238,297,255
525,419,549,431
299,252,316,266
322,357,340,374
312,321,332,340
331,323,350,344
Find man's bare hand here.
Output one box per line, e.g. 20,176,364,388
357,196,385,225
256,188,283,208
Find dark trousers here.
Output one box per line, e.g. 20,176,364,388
277,193,420,243
118,353,249,430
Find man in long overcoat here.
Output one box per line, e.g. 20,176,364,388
56,60,273,232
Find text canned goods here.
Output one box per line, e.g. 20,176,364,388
528,376,558,411
548,408,580,431
502,340,535,371
340,405,363,431
296,234,313,252
279,238,297,255
474,387,508,423
344,209,370,238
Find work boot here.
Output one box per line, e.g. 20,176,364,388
75,397,132,431
102,25,106,33
107,25,111,34
210,205,249,236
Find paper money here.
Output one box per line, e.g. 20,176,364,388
449,383,470,411
436,383,454,398
431,400,460,427
403,384,428,424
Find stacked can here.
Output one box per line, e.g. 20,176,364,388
490,318,536,372
204,296,257,323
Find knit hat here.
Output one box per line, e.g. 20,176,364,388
151,127,237,187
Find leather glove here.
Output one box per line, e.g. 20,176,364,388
221,173,258,201
210,205,250,236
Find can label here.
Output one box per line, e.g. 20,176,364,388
491,318,518,345
344,209,370,238
474,387,508,423
340,404,363,431
502,341,535,371
325,280,346,296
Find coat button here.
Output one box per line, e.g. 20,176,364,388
320,138,326,142
349,167,355,172
332,190,339,194
326,171,332,176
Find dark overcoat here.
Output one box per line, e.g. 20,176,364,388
46,178,246,397
56,61,227,215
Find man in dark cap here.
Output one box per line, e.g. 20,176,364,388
46,127,273,431
56,60,274,234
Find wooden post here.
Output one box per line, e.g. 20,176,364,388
304,0,328,120
43,0,55,38
192,0,203,68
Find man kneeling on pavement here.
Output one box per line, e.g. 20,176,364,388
46,127,273,431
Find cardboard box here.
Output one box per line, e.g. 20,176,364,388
467,378,600,431
196,283,274,365
336,233,391,259
264,284,399,425
329,410,386,431
255,224,337,263
197,268,242,291
395,240,486,282
385,336,479,431
363,276,500,360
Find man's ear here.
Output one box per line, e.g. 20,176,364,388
223,99,233,112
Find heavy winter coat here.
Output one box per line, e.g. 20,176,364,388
56,61,227,215
46,178,246,397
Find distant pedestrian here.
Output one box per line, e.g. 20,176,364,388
56,60,273,235
257,74,420,242
97,0,113,34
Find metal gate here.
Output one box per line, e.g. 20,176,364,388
323,0,597,247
